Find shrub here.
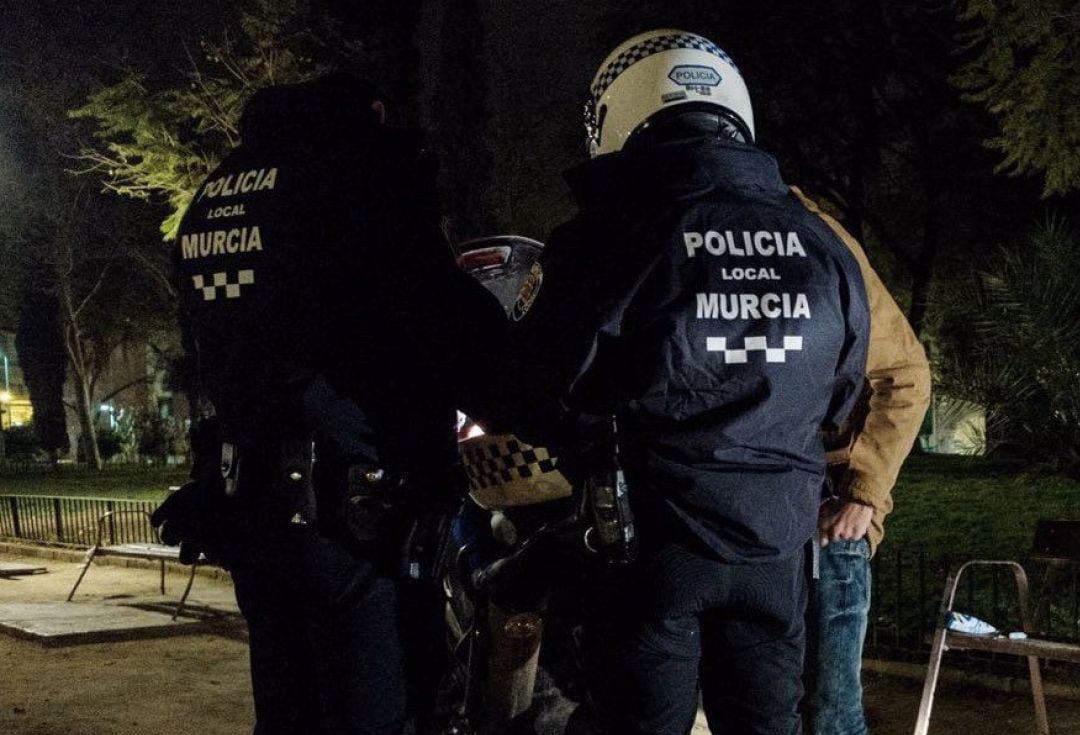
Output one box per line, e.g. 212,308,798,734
935,217,1080,469
3,424,42,459
136,415,186,463
95,427,126,463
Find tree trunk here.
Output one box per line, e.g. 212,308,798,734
908,160,944,339
906,195,941,339
434,0,493,242
907,257,934,340
16,271,70,459
59,280,103,471
72,365,102,470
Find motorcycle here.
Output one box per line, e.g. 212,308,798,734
439,236,616,734
438,418,636,735
437,495,598,735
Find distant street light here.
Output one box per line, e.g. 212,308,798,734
1,348,12,433
0,389,9,432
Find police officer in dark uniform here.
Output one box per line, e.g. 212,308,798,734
152,74,505,734
490,31,871,735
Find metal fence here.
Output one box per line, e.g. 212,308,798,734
867,547,1080,681
0,495,159,546
3,493,1080,680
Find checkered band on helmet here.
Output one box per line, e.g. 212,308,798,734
589,32,739,104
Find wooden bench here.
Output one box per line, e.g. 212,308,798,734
66,510,199,621
914,520,1080,735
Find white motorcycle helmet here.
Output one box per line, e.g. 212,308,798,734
585,29,755,158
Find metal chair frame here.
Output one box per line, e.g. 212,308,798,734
66,509,198,621
916,521,1080,735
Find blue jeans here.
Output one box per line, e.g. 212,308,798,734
808,538,871,735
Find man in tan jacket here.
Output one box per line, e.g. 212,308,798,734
794,190,932,735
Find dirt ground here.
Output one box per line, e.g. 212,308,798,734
3,546,1080,734
0,548,253,735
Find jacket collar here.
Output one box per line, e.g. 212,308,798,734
565,138,789,212
239,77,381,151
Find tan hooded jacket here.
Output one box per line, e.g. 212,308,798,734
794,189,932,556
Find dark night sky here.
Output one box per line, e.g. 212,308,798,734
4,1,1045,247
0,0,226,74
0,0,598,130
0,1,786,241
0,0,229,176
0,0,603,238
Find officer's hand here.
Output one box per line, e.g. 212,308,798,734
818,501,873,546
150,480,225,565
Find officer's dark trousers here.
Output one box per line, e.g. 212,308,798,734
584,539,807,735
228,528,443,735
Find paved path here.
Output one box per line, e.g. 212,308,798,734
0,547,251,734
4,547,1080,734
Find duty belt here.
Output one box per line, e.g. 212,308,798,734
220,439,317,525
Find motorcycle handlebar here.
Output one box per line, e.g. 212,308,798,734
468,514,580,594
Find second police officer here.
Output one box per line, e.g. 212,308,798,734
490,30,871,734
152,74,506,734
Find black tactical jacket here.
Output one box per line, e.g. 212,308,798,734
175,77,504,487
496,137,870,562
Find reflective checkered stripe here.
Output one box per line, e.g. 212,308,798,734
706,335,803,364
461,438,560,494
590,32,738,102
192,270,255,301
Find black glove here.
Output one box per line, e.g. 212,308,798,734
151,479,227,566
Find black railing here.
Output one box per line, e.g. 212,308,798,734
0,495,159,546
2,493,1080,681
868,547,1080,682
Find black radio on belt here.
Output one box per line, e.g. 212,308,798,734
344,465,402,543
584,417,638,564
219,438,317,526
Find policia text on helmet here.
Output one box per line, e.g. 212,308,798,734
583,28,755,157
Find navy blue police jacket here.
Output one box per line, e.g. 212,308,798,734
495,137,870,563
174,79,505,491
